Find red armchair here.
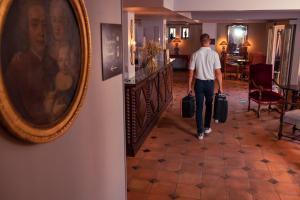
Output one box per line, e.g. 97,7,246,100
248,64,283,117
243,53,267,81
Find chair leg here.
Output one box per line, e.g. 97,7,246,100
248,99,250,111
257,104,261,118
278,122,283,140
293,125,297,135
278,112,284,140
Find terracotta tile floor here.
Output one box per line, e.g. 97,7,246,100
127,71,300,200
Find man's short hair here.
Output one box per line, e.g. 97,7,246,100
200,33,210,44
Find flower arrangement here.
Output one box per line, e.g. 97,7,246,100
142,40,162,72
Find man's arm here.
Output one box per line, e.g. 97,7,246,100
215,68,223,93
188,69,194,94
188,53,196,94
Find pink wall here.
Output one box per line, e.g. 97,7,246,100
0,0,126,200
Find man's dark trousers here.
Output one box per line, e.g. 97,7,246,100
194,79,214,135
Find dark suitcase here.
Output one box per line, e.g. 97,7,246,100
181,95,195,118
213,93,228,123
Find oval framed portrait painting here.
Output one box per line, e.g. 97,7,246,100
0,0,90,143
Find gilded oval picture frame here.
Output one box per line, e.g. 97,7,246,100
0,0,90,143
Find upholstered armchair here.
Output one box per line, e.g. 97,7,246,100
278,100,300,140
243,53,267,81
248,64,283,117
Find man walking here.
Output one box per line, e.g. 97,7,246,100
188,33,223,140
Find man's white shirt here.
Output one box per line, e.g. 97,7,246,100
189,47,221,80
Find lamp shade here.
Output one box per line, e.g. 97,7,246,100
219,40,228,46
173,37,181,43
243,40,251,47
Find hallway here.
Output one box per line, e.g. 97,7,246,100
127,71,300,200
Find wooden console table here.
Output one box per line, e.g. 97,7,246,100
124,64,173,156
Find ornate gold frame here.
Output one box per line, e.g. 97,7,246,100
0,0,91,143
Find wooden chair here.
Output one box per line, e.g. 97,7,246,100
278,100,300,140
248,64,283,117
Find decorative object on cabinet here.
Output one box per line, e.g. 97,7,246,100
101,23,123,80
142,41,161,72
0,0,91,143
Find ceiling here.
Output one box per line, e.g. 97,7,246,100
123,0,300,24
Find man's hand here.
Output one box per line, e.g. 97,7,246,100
188,70,194,95
187,87,193,95
215,68,223,94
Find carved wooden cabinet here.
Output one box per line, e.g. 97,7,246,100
125,64,173,156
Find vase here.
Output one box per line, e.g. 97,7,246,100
146,57,158,72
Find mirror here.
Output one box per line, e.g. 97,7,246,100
227,25,248,55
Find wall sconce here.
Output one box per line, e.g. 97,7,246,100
129,19,136,65
219,40,228,53
130,39,136,65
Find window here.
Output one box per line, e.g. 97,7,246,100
169,27,176,39
181,27,189,39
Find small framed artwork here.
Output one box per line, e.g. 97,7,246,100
210,38,216,45
0,0,91,143
169,27,176,40
100,23,123,81
181,27,189,39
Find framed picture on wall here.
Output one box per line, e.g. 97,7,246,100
100,23,123,81
0,0,91,143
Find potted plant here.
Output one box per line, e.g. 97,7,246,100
142,40,162,72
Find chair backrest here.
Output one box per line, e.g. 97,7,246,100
249,64,273,90
249,52,266,64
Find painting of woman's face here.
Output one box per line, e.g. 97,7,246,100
1,0,81,126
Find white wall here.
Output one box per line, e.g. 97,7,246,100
174,0,300,11
202,23,217,50
0,0,126,200
163,0,174,10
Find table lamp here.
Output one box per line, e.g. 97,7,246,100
219,40,228,53
243,40,251,59
173,37,181,55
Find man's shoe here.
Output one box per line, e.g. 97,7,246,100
204,128,212,135
198,133,204,140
